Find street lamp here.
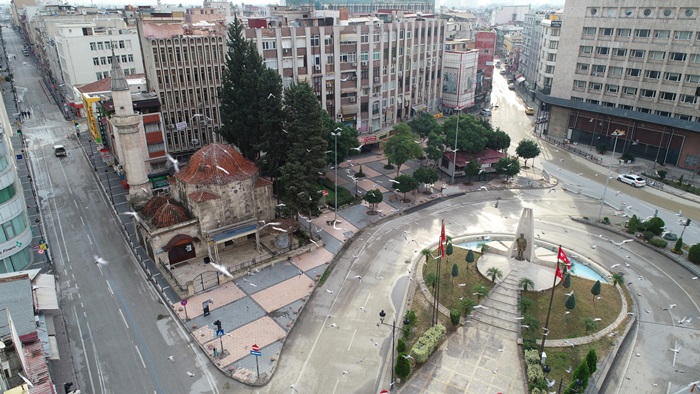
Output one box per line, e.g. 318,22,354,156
597,129,625,221
330,128,342,226
450,107,462,184
378,310,411,390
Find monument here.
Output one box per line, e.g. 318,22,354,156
510,208,534,262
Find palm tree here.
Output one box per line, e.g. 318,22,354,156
611,272,624,287
472,283,488,303
582,317,599,334
518,277,535,292
518,297,534,314
421,248,433,265
424,272,437,289
460,297,476,316
486,267,503,283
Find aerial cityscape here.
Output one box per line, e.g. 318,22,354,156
0,0,698,393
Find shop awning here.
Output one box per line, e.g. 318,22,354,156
412,104,428,112
516,76,526,83
340,33,358,42
211,224,257,243
33,274,58,310
340,105,357,115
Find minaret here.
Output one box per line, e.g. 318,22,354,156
110,53,151,205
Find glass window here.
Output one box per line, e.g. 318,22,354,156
609,66,623,76
579,46,593,54
630,49,646,58
97,42,104,50
93,57,99,65
583,27,596,35
691,54,700,63
684,9,694,17
649,51,666,60
663,9,673,17
0,183,16,204
262,41,276,50
600,28,613,36
654,30,671,39
591,64,606,75
90,43,97,50
606,84,619,93
617,28,631,37
640,89,656,98
643,8,652,17
659,91,676,100
573,80,586,89
613,48,627,57
670,52,687,61
664,72,681,81
686,74,700,83
635,29,651,38
576,63,590,73
674,31,692,40
680,94,697,104
623,86,637,95
589,82,602,91
596,47,609,55
361,33,368,43
645,70,660,79
627,68,641,77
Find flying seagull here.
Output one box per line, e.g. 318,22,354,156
215,165,230,175
272,227,287,233
120,211,138,217
211,262,233,278
187,371,195,377
94,255,109,266
166,153,179,172
267,93,275,99
168,355,174,362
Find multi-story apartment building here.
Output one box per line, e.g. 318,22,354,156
245,13,445,133
138,14,226,158
534,16,561,93
0,96,32,274
54,22,144,111
541,1,700,171
441,49,478,112
490,5,530,26
283,0,435,14
520,12,545,91
474,31,496,103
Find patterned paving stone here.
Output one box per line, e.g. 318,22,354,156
251,275,314,312
172,281,246,320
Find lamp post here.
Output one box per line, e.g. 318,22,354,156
378,310,411,390
597,129,625,221
450,106,462,184
331,128,342,226
104,169,113,204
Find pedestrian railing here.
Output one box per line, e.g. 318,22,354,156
159,258,186,292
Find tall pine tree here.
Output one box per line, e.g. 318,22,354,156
219,17,282,160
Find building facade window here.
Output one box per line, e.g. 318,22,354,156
0,183,16,204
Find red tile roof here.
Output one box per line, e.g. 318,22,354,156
254,177,273,188
151,201,191,228
77,74,146,94
21,335,54,394
176,143,257,185
141,195,172,217
188,190,220,203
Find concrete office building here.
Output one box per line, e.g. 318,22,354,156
534,15,561,93
539,1,700,171
245,13,445,134
283,0,435,14
520,11,545,91
490,5,530,26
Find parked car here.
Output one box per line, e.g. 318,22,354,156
617,174,646,187
508,83,516,90
524,106,535,115
54,145,67,157
480,108,492,117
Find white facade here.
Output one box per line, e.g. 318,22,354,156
54,23,144,101
441,50,478,110
535,17,561,91
490,5,530,26
520,12,544,89
551,1,700,121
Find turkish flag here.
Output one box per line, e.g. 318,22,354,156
439,220,446,258
555,262,563,280
558,247,571,270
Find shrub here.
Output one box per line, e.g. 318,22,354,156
678,175,684,186
620,152,635,163
664,232,678,241
689,244,700,264
657,170,667,180
596,144,608,154
649,238,668,248
643,231,654,241
585,349,598,374
384,163,394,170
602,217,610,225
395,352,410,379
409,324,446,363
397,337,407,353
4,76,10,82
524,349,541,365
672,238,683,254
450,309,461,325
641,217,665,235
627,215,640,234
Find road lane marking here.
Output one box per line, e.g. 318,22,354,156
72,305,96,394
119,308,129,329
87,234,93,245
347,329,357,351
74,200,79,209
134,345,147,369
86,319,107,393
106,280,114,296
80,216,85,226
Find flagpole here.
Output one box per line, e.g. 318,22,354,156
539,245,562,360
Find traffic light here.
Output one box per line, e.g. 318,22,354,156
17,129,21,135
214,320,222,330
686,218,692,226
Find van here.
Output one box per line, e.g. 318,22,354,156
54,145,66,157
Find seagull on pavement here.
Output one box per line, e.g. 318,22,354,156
168,355,174,362
187,371,195,377
611,239,634,248
354,275,362,281
326,289,334,294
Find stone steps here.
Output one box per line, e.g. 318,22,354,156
470,271,524,334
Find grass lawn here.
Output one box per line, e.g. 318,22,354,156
421,247,495,316
522,276,631,385
524,276,626,340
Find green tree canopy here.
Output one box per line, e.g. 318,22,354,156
463,160,481,184
465,249,475,266
486,267,503,283
582,317,598,334
485,128,511,152
324,114,360,165
515,139,541,168
494,156,521,179
472,283,488,302
412,166,439,192
363,189,383,212
611,273,624,287
445,242,454,256
518,297,534,314
451,263,459,283
255,67,286,182
425,131,446,168
395,353,411,379
220,16,280,160
393,175,419,200
563,273,571,288
591,280,601,301
585,349,598,374
442,115,489,153
384,124,424,177
408,111,439,139
518,277,534,292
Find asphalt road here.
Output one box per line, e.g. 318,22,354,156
3,27,223,394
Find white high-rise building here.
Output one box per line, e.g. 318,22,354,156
539,1,700,171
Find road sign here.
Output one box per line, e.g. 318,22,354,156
322,190,329,196
251,344,259,352
380,390,389,394
250,350,262,356
215,329,224,337
16,154,22,160
37,249,44,254
181,299,188,306
15,241,22,248
39,243,47,250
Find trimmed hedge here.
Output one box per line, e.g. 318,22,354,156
524,349,540,365
649,238,668,248
410,324,446,363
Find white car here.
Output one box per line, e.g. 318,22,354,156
480,109,492,117
617,174,646,187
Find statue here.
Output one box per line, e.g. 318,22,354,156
516,233,527,261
